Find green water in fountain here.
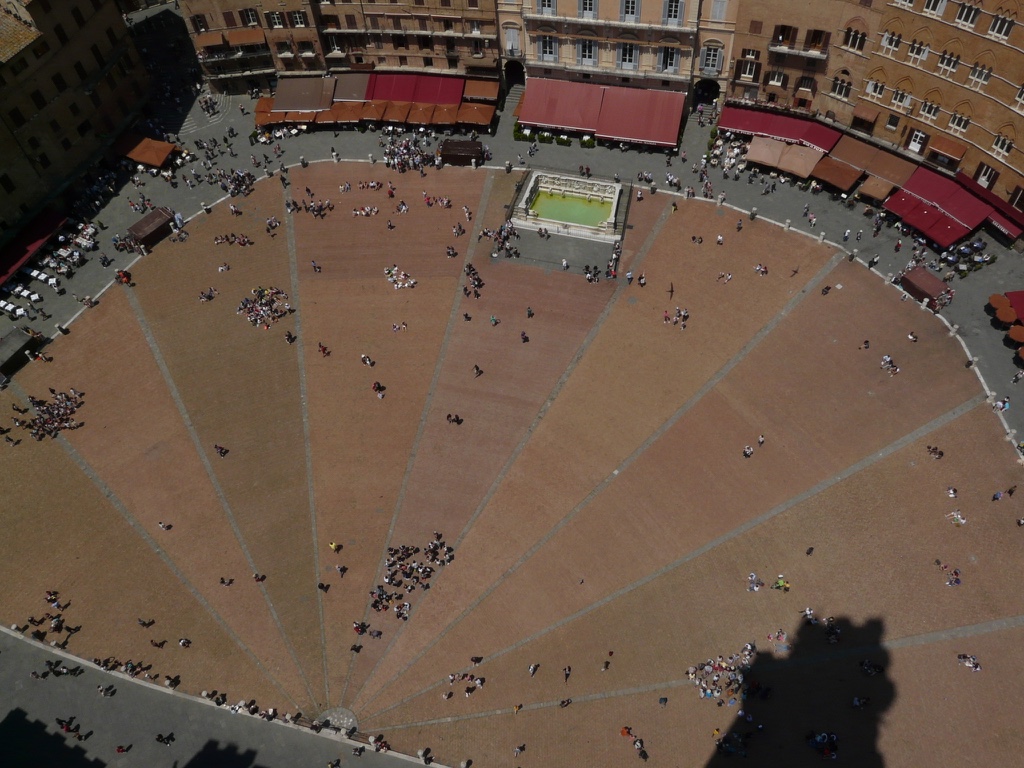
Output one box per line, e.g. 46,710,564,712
529,191,612,227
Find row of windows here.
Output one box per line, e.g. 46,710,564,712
191,1,484,33
6,57,133,130
538,0,686,24
891,0,1016,40
847,77,1015,154
535,36,684,70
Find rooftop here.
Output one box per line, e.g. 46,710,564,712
0,9,40,65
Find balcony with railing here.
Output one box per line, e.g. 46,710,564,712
521,11,695,35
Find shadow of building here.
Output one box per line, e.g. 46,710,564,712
702,616,893,767
1,709,106,768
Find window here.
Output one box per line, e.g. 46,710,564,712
89,91,101,107
975,162,998,188
346,14,358,28
923,0,947,15
190,14,208,33
49,119,60,133
54,23,68,45
539,0,555,14
8,107,25,127
580,0,596,18
891,89,911,109
326,36,343,53
69,102,80,116
993,134,1013,157
664,0,681,26
10,57,27,75
937,51,959,76
107,27,119,47
955,2,980,27
948,112,970,133
831,76,852,99
61,137,72,150
72,7,86,28
660,46,678,72
90,44,105,67
867,79,885,99
843,28,866,51
469,0,479,6
893,0,912,6
266,12,285,28
398,55,408,65
880,31,901,56
77,120,92,137
240,8,259,26
31,89,46,109
298,41,317,56
27,137,39,150
968,63,991,89
797,75,815,91
539,35,558,61
700,45,722,73
749,21,763,34
621,0,639,22
920,101,940,120
711,0,727,21
767,70,785,86
739,48,758,79
906,40,929,65
32,39,51,58
290,11,309,27
885,114,900,130
0,174,14,194
424,56,433,67
988,15,1014,40
578,38,596,65
618,42,637,70
52,73,67,92
276,41,293,56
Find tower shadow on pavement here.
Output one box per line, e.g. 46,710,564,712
702,617,892,767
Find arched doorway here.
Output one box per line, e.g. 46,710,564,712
504,59,525,87
692,78,721,108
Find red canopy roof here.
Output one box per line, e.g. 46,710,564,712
902,167,992,230
519,79,683,146
518,78,604,133
0,208,67,287
988,210,1024,240
366,74,464,105
956,171,1024,231
717,106,841,152
883,191,970,249
595,86,684,147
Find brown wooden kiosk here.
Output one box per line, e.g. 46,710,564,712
899,266,954,311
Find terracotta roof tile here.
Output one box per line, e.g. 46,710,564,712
0,11,41,65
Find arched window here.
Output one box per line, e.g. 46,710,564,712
843,27,866,51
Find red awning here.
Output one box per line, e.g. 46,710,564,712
0,208,67,287
412,74,464,105
594,86,684,147
989,210,1024,239
367,73,418,102
956,171,1024,230
883,191,970,248
255,97,274,114
717,106,840,151
902,167,993,229
518,78,604,133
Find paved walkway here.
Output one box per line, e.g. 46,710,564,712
0,627,416,768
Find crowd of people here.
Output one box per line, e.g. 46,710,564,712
9,389,85,442
237,286,290,329
384,265,417,290
366,533,455,622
